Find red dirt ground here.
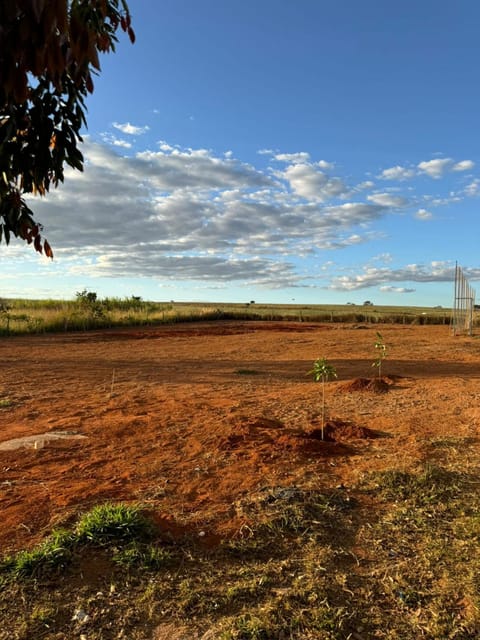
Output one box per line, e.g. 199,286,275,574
1,321,479,552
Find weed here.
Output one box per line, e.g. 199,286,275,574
1,529,74,578
0,503,157,580
75,503,155,545
230,612,273,639
113,542,172,569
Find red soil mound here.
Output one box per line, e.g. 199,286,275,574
341,377,391,393
305,419,379,442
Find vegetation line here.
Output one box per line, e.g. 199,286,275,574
0,294,456,336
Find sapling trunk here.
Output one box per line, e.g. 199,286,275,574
321,376,326,440
373,332,387,380
308,358,337,441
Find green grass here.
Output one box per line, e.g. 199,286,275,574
0,503,157,579
1,529,75,579
75,502,155,544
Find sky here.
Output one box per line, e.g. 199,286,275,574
3,0,480,306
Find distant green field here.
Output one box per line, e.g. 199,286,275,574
0,295,462,336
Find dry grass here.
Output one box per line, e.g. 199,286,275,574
0,297,458,336
2,438,480,639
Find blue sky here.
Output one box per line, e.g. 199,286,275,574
4,0,480,305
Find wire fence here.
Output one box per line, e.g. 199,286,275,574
451,262,476,336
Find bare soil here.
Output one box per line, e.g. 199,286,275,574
1,321,479,553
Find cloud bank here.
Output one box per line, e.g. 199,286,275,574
379,157,475,181
329,262,480,291
27,140,399,287
24,140,479,294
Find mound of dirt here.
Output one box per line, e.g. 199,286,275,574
277,434,353,456
341,377,391,393
304,419,379,442
220,416,366,458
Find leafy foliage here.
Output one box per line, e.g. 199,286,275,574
308,357,337,384
0,0,134,255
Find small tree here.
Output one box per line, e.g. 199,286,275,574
372,332,387,379
76,289,104,320
308,357,337,440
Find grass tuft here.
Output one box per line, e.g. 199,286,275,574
75,502,155,545
1,529,74,578
0,503,158,580
112,541,172,569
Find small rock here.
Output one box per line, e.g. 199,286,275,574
72,609,90,625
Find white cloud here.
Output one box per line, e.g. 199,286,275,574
100,133,132,149
367,193,408,208
379,158,475,181
132,146,273,192
417,158,452,178
379,286,416,293
112,122,150,135
158,141,174,151
356,180,375,190
415,208,433,220
23,141,407,286
112,139,132,149
465,179,480,196
371,253,393,264
281,163,348,201
274,152,311,163
329,261,464,291
429,194,462,206
321,202,386,224
379,165,416,181
317,160,335,170
453,160,475,172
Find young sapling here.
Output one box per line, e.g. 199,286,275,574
372,332,387,379
308,357,337,440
